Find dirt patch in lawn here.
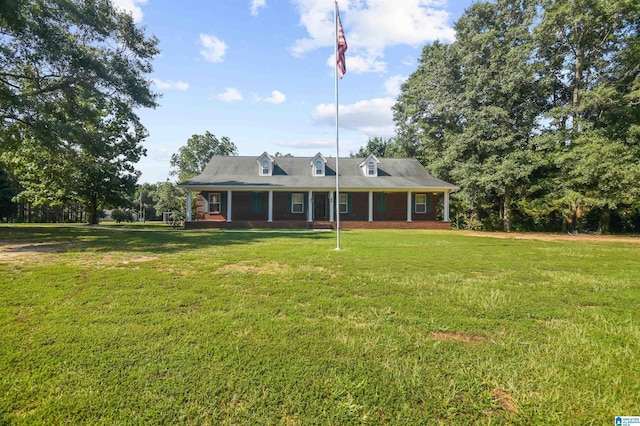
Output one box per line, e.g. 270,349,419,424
430,331,486,344
460,230,640,244
493,389,517,414
0,241,67,263
218,261,290,275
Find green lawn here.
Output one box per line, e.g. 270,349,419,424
1,225,638,424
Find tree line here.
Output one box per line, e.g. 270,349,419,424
367,0,639,233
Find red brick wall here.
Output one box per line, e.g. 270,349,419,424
194,191,440,223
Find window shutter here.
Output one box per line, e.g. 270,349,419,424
288,193,292,213
377,193,387,213
427,194,433,213
303,192,308,214
347,194,352,213
221,192,227,213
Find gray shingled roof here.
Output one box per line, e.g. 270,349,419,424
178,156,458,191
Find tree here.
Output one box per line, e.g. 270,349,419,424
531,0,640,232
394,0,544,231
351,137,402,158
0,0,159,223
152,180,185,219
170,132,238,182
0,169,18,221
1,0,158,152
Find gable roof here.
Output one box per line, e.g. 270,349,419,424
178,155,458,191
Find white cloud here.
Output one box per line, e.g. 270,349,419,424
217,88,243,102
250,0,266,16
199,34,228,63
383,74,407,97
312,97,396,137
110,0,147,22
151,79,190,91
291,0,455,73
259,90,286,104
326,50,386,74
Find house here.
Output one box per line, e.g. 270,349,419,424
178,153,458,229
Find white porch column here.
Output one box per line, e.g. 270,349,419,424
186,190,192,222
268,190,273,222
368,191,373,222
329,191,334,222
407,191,412,222
307,191,313,222
444,191,450,222
226,190,232,222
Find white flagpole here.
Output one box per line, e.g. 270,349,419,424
334,0,341,250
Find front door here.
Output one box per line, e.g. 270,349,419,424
313,193,327,220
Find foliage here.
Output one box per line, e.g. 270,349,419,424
152,180,185,218
170,131,238,182
393,0,640,233
0,0,159,223
1,226,638,423
351,137,403,158
0,169,18,221
111,208,135,223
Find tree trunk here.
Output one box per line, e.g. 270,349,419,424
88,195,99,224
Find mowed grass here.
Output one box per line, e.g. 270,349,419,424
1,225,638,425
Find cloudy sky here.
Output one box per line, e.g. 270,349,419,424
111,0,474,183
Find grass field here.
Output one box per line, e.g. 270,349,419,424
1,225,638,424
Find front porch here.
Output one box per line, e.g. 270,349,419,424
184,189,452,229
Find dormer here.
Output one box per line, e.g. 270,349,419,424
257,152,275,176
310,152,327,177
359,153,380,177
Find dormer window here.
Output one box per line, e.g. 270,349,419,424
261,160,270,175
367,161,375,176
257,152,274,176
310,152,327,177
360,153,380,177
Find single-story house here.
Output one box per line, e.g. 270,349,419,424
178,152,458,229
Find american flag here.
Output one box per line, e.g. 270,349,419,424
336,10,347,78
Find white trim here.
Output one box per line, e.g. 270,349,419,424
311,153,327,177
226,190,232,222
268,190,273,222
257,152,275,176
406,191,412,222
208,192,221,213
291,193,304,213
186,191,192,222
329,191,334,222
308,191,313,222
180,185,456,193
339,193,348,214
415,193,427,214
444,191,450,222
368,191,373,221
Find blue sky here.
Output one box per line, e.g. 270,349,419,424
111,0,475,183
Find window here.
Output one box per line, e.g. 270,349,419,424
415,194,427,214
367,161,376,176
339,193,348,214
209,193,221,213
261,160,270,176
314,160,324,176
291,193,304,213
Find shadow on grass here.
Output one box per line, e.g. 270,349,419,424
0,225,334,255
